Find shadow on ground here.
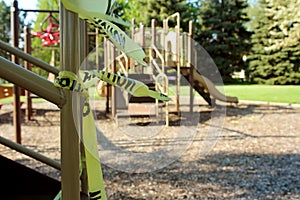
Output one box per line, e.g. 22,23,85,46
103,152,300,199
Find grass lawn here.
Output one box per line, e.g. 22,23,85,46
1,84,299,105
223,85,300,104
0,96,48,104
171,84,300,104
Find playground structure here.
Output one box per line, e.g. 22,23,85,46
99,13,238,126
0,1,88,199
0,1,238,199
0,4,60,141
32,12,60,46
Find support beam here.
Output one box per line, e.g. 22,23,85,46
0,40,59,75
111,45,116,118
0,136,61,170
79,19,89,196
188,21,194,113
20,9,59,13
11,0,21,144
59,3,81,200
0,57,65,107
24,26,32,121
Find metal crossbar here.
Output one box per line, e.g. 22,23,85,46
0,40,59,75
0,56,65,107
0,136,61,170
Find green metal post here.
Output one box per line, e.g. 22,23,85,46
79,19,89,197
95,28,100,70
188,21,194,113
0,57,65,107
24,26,32,121
0,136,61,170
0,40,59,75
11,0,21,144
60,3,80,200
111,45,116,118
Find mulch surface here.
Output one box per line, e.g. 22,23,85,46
0,100,299,199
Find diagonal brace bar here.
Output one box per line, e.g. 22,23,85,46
0,56,65,108
0,40,59,75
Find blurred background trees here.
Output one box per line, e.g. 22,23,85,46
1,0,299,84
195,0,251,82
0,1,26,60
248,0,300,84
0,1,10,60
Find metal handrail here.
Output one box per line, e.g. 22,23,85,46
152,59,169,126
151,45,169,93
0,136,61,170
149,46,169,126
151,44,165,73
165,12,181,113
0,56,65,107
151,59,168,91
116,53,129,76
0,40,59,75
166,12,180,31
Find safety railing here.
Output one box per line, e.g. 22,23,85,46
116,53,129,77
0,47,64,175
0,40,59,75
0,4,88,199
0,135,61,170
150,45,169,126
0,55,64,106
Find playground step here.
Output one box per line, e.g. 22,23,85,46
129,95,156,103
128,103,156,115
127,73,157,103
115,103,164,127
0,155,60,200
128,73,154,85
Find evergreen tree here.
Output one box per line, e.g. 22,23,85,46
141,0,192,31
196,0,251,82
0,1,27,60
245,0,261,31
0,1,10,60
115,0,144,23
249,0,300,84
248,0,272,83
116,0,193,32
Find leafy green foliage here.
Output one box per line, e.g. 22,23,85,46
0,1,10,60
196,0,251,83
249,0,300,84
115,0,193,32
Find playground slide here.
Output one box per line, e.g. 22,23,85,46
96,66,238,104
180,68,238,104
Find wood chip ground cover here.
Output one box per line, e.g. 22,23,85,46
0,101,299,199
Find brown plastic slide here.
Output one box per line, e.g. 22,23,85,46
180,68,238,104
96,66,238,104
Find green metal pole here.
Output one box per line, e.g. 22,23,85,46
0,57,65,107
0,40,59,75
188,21,194,113
111,45,116,118
11,0,21,144
60,3,81,200
24,26,33,121
79,19,89,197
0,136,61,170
